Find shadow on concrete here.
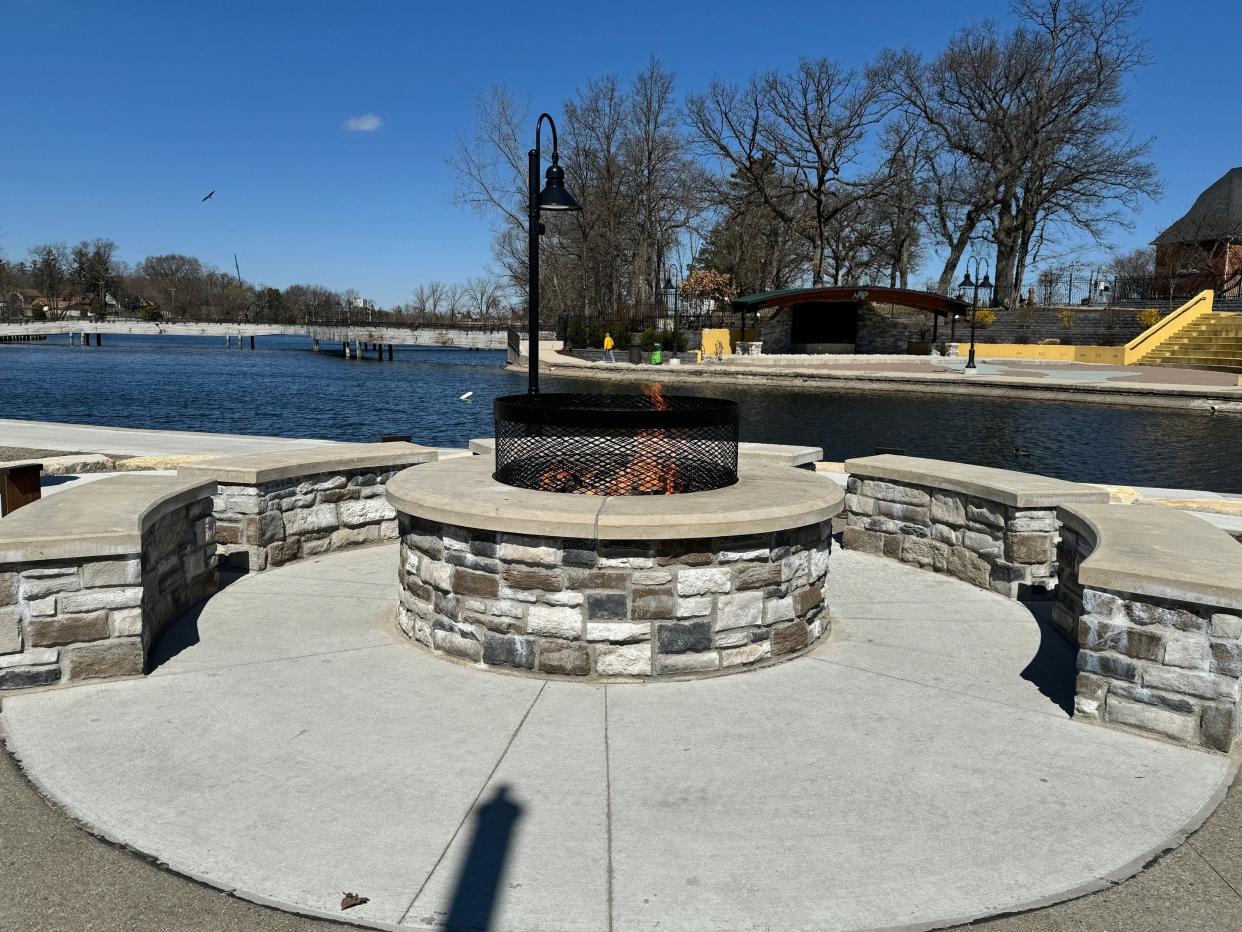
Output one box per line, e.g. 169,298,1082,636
443,784,523,932
1019,601,1076,717
146,602,206,672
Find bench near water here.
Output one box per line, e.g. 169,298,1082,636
0,473,217,689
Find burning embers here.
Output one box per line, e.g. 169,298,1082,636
492,390,739,496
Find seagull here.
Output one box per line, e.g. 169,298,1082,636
459,391,474,400
201,191,215,202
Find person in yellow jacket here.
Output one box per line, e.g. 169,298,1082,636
602,331,616,363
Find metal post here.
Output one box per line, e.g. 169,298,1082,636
965,285,979,370
527,147,540,393
249,335,255,350
387,343,394,360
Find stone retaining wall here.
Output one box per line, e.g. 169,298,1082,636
842,477,1057,598
0,496,216,690
1057,522,1242,752
396,516,832,679
213,467,401,572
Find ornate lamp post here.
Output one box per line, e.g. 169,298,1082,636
527,113,582,393
957,256,992,373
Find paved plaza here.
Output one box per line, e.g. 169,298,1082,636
1,543,1233,931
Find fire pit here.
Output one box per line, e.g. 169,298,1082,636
493,388,738,496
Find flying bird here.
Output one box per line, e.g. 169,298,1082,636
201,191,215,202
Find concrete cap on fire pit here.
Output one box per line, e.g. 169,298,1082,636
385,454,843,540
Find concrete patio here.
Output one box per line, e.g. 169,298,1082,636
1,543,1232,931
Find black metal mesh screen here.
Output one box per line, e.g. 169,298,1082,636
493,392,739,496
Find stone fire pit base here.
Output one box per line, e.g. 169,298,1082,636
386,456,843,679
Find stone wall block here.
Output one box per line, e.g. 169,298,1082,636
1211,640,1242,678
771,620,809,655
1008,514,1056,533
721,641,771,668
541,590,583,608
339,498,397,528
503,567,563,591
1163,629,1210,670
1200,701,1240,753
108,607,144,638
656,620,712,654
527,604,584,639
1077,650,1138,682
677,568,732,597
876,501,930,525
1,606,24,653
1210,613,1242,640
586,592,628,620
1105,693,1198,744
1005,532,1052,565
1110,683,1198,714
859,481,930,507
452,568,501,599
498,539,560,566
841,527,884,555
844,494,875,516
966,502,1005,528
947,547,991,589
657,651,720,674
432,628,484,662
1143,665,1239,701
900,538,947,571
538,639,591,676
929,493,966,526
1077,616,1163,661
481,632,536,669
28,612,109,647
632,593,674,620
793,584,823,618
1126,601,1205,632
19,571,81,601
0,571,18,607
1074,672,1110,719
62,637,144,680
594,643,652,676
81,559,142,588
1081,589,1125,619
715,591,762,630
675,596,713,619
58,587,143,614
586,622,650,643
330,526,380,549
283,504,338,537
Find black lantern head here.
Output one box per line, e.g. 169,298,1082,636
980,273,993,289
958,272,974,290
539,161,581,212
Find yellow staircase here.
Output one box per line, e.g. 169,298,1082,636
1141,312,1242,373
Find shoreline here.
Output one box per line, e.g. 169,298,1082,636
527,358,1242,412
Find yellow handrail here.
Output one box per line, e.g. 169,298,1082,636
1122,290,1215,365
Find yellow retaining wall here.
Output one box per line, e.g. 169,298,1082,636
972,291,1216,367
700,328,732,357
1121,290,1214,365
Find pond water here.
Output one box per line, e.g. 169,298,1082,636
1,334,1238,492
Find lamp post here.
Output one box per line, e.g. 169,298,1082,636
527,113,582,393
957,255,992,373
663,263,681,360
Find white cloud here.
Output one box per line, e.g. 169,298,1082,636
343,113,383,132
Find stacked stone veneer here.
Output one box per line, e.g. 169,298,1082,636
1057,522,1242,752
0,497,216,690
213,468,401,572
842,477,1058,598
396,515,832,678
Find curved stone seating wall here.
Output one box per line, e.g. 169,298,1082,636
0,474,216,690
398,516,831,677
387,457,843,679
841,455,1109,598
179,443,436,572
1057,504,1242,752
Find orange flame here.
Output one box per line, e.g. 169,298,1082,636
536,384,681,495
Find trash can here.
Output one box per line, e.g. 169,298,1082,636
628,333,642,364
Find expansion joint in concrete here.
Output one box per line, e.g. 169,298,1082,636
396,680,547,926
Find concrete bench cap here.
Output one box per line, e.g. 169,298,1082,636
844,454,1109,508
387,455,843,540
177,442,437,484
0,473,214,563
468,438,824,468
1059,503,1242,612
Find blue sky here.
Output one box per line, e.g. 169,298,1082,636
3,0,1238,306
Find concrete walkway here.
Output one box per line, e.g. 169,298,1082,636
1,545,1232,931
0,418,344,457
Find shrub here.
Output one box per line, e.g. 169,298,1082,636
138,307,163,322
1057,308,1075,330
1135,308,1161,329
973,307,997,328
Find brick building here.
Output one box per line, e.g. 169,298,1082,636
1153,167,1242,288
